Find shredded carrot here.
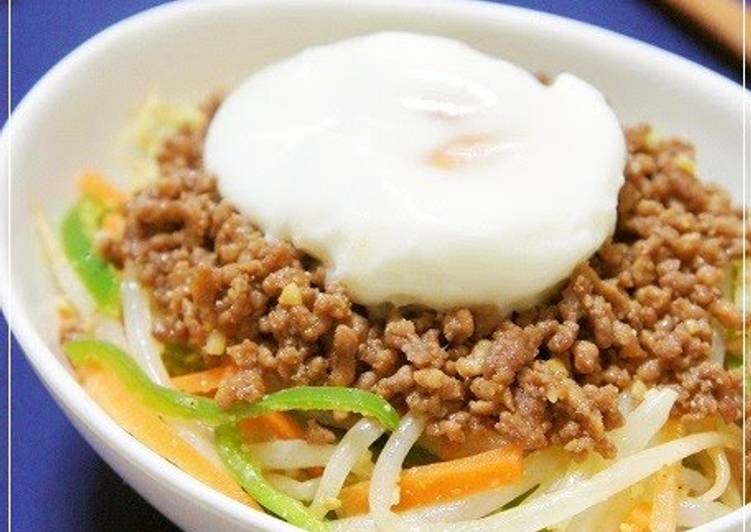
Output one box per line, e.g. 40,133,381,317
171,365,239,395
77,171,125,208
258,412,306,440
336,445,523,517
77,364,258,509
240,412,305,442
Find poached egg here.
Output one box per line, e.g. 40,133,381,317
204,32,626,310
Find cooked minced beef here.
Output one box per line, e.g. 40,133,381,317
103,115,744,459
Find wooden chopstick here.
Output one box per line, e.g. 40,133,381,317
659,0,749,62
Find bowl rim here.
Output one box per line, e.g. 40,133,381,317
1,0,746,530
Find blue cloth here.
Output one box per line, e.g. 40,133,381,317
4,1,741,530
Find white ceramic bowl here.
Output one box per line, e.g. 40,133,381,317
1,0,747,530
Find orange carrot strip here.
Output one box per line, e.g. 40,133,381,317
171,365,239,395
258,412,306,440
337,445,523,517
240,412,305,441
77,171,126,208
78,365,258,509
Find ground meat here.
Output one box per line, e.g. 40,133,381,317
573,341,599,374
304,419,336,445
482,325,540,389
213,369,265,408
672,362,741,422
442,308,474,344
103,117,745,459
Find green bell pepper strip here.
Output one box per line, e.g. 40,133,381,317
215,423,328,531
61,197,121,317
63,339,400,430
236,386,399,431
